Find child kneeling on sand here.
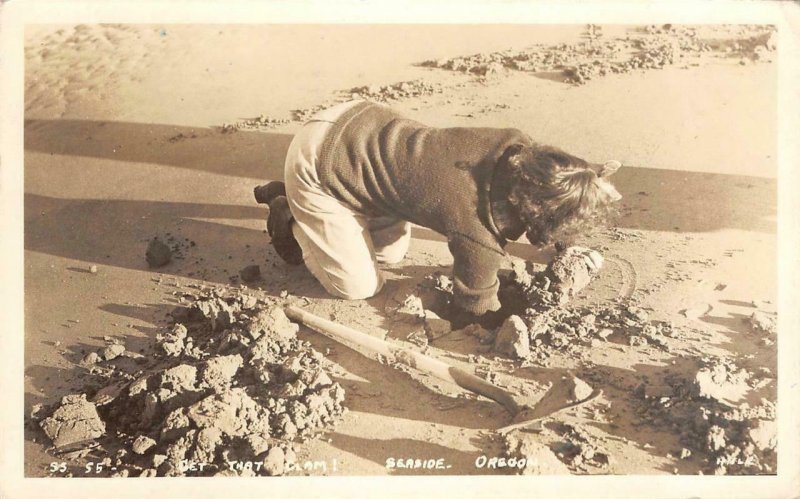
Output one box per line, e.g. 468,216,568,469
255,100,622,316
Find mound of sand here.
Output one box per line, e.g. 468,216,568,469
34,289,346,477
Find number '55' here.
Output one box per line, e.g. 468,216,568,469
49,462,67,473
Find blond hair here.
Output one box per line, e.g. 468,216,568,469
507,146,620,247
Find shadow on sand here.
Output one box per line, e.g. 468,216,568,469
25,118,293,180
25,118,776,240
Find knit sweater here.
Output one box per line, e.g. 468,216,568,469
317,101,532,314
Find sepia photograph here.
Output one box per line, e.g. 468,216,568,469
2,1,800,497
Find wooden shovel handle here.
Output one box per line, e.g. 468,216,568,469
284,305,522,415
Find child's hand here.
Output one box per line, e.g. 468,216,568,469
568,246,604,273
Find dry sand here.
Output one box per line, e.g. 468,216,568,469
24,24,777,476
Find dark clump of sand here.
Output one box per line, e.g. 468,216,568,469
239,264,261,283
145,238,172,268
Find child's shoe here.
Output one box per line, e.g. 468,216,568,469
254,181,287,205
267,195,303,265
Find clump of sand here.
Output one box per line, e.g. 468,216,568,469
749,310,777,336
39,394,106,449
509,247,601,307
145,238,172,268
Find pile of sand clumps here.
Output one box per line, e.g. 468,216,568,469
633,358,776,475
347,79,444,102
224,79,445,132
460,249,677,364
421,25,776,85
498,352,776,476
469,299,674,365
235,115,292,131
34,289,347,477
485,248,777,475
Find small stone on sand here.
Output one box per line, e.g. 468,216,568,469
397,294,424,319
